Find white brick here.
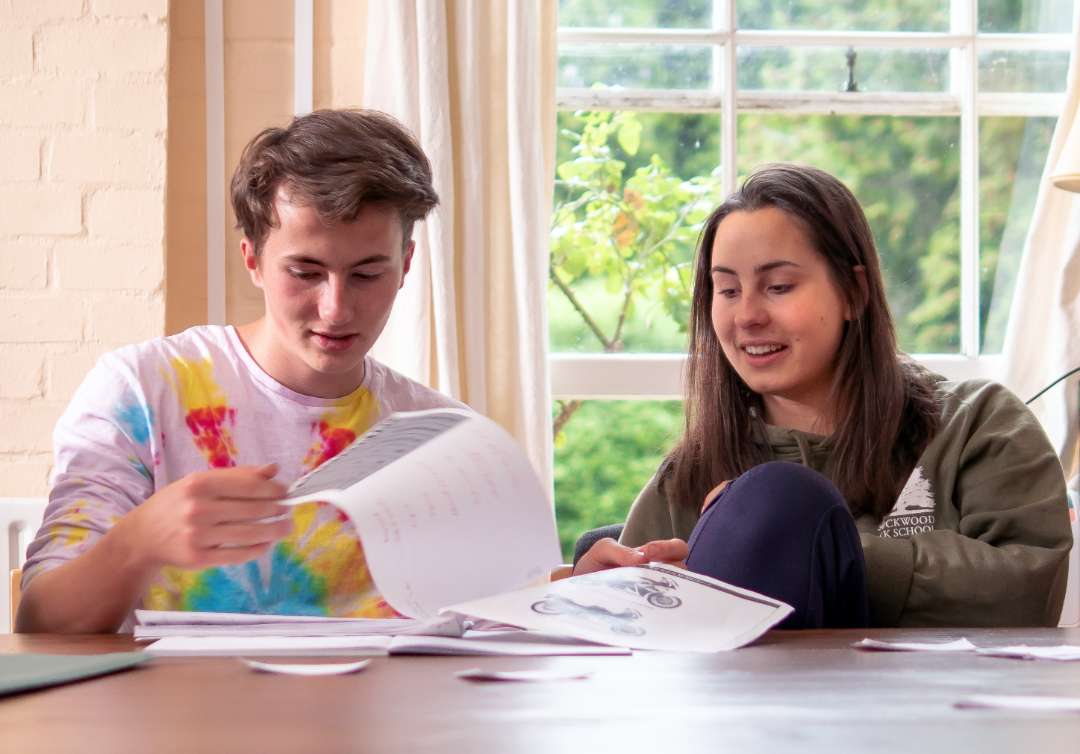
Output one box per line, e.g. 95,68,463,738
0,80,86,127
87,294,163,346
0,345,45,398
0,297,84,343
47,346,102,397
92,0,168,20
37,23,167,76
0,132,40,181
9,0,85,23
54,240,163,290
94,78,167,131
0,402,66,453
0,28,33,78
85,189,164,241
0,242,49,289
0,455,54,496
0,188,82,236
51,131,163,185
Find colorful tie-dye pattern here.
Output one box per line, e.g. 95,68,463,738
143,385,395,617
167,357,238,468
24,326,461,619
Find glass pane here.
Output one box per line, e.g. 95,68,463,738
979,0,1074,33
558,0,712,29
559,44,713,90
979,116,1057,353
979,50,1070,93
738,47,950,93
551,110,723,354
737,1,948,31
553,399,683,559
737,114,962,354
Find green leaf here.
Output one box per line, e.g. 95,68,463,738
617,117,642,156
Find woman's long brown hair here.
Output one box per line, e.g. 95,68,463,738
665,164,940,520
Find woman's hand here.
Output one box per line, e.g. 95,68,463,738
113,464,292,572
572,537,688,576
701,480,731,514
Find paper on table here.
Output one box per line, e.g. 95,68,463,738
852,638,977,652
955,694,1080,712
443,563,792,652
145,635,392,657
281,410,562,620
388,630,631,656
455,668,592,682
975,645,1080,661
133,609,462,640
242,658,371,676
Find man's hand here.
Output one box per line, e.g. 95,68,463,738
114,464,292,571
572,537,688,576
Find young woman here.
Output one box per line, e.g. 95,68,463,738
574,164,1072,628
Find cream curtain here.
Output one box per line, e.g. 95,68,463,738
362,1,558,493
1002,9,1080,479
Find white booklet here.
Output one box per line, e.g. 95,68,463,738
442,563,793,652
133,609,462,640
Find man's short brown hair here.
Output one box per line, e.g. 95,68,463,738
230,109,439,253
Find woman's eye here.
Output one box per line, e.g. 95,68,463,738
768,284,794,294
716,287,738,299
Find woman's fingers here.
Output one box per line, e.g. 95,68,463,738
641,538,688,564
573,538,649,575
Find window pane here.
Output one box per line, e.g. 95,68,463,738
559,44,713,90
558,0,712,29
737,1,948,31
551,110,723,354
738,47,950,93
979,50,1070,93
737,114,962,354
979,117,1057,353
553,400,683,559
979,0,1074,33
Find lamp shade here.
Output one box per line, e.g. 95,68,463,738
1050,110,1080,193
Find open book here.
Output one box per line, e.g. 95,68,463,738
141,409,792,653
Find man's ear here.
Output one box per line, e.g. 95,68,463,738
241,237,263,289
399,240,415,289
847,265,869,320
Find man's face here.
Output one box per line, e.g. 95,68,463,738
242,194,412,398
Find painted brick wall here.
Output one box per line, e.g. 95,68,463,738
0,0,169,495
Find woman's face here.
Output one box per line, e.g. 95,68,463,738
709,207,851,431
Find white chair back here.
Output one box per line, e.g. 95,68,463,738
1,498,47,633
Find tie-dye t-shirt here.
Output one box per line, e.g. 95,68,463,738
22,325,464,624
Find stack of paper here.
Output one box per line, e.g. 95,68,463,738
134,609,462,641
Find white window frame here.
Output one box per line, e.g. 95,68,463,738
550,0,1071,400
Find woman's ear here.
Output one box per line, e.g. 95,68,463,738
846,265,869,321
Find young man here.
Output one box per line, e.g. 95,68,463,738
17,109,463,633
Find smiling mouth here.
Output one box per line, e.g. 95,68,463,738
742,344,786,356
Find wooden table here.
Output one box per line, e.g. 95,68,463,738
3,628,1080,753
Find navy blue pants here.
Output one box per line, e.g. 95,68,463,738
686,461,869,629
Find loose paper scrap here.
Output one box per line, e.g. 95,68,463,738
955,694,1080,712
975,645,1080,662
455,668,592,683
242,658,372,676
852,638,977,653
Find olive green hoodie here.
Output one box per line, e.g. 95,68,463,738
619,378,1073,627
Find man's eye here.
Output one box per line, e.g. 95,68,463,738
288,269,319,280
352,271,381,281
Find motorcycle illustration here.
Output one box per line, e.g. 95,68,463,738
530,594,646,636
577,572,683,609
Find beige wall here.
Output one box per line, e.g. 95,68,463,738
0,0,170,495
0,0,368,496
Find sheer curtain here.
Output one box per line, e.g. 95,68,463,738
1002,9,1080,480
362,1,558,492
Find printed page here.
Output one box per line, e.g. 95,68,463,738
286,410,562,619
442,564,793,652
285,410,471,503
144,636,392,657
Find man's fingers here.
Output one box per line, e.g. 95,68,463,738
185,466,288,501
197,519,292,549
640,538,688,563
